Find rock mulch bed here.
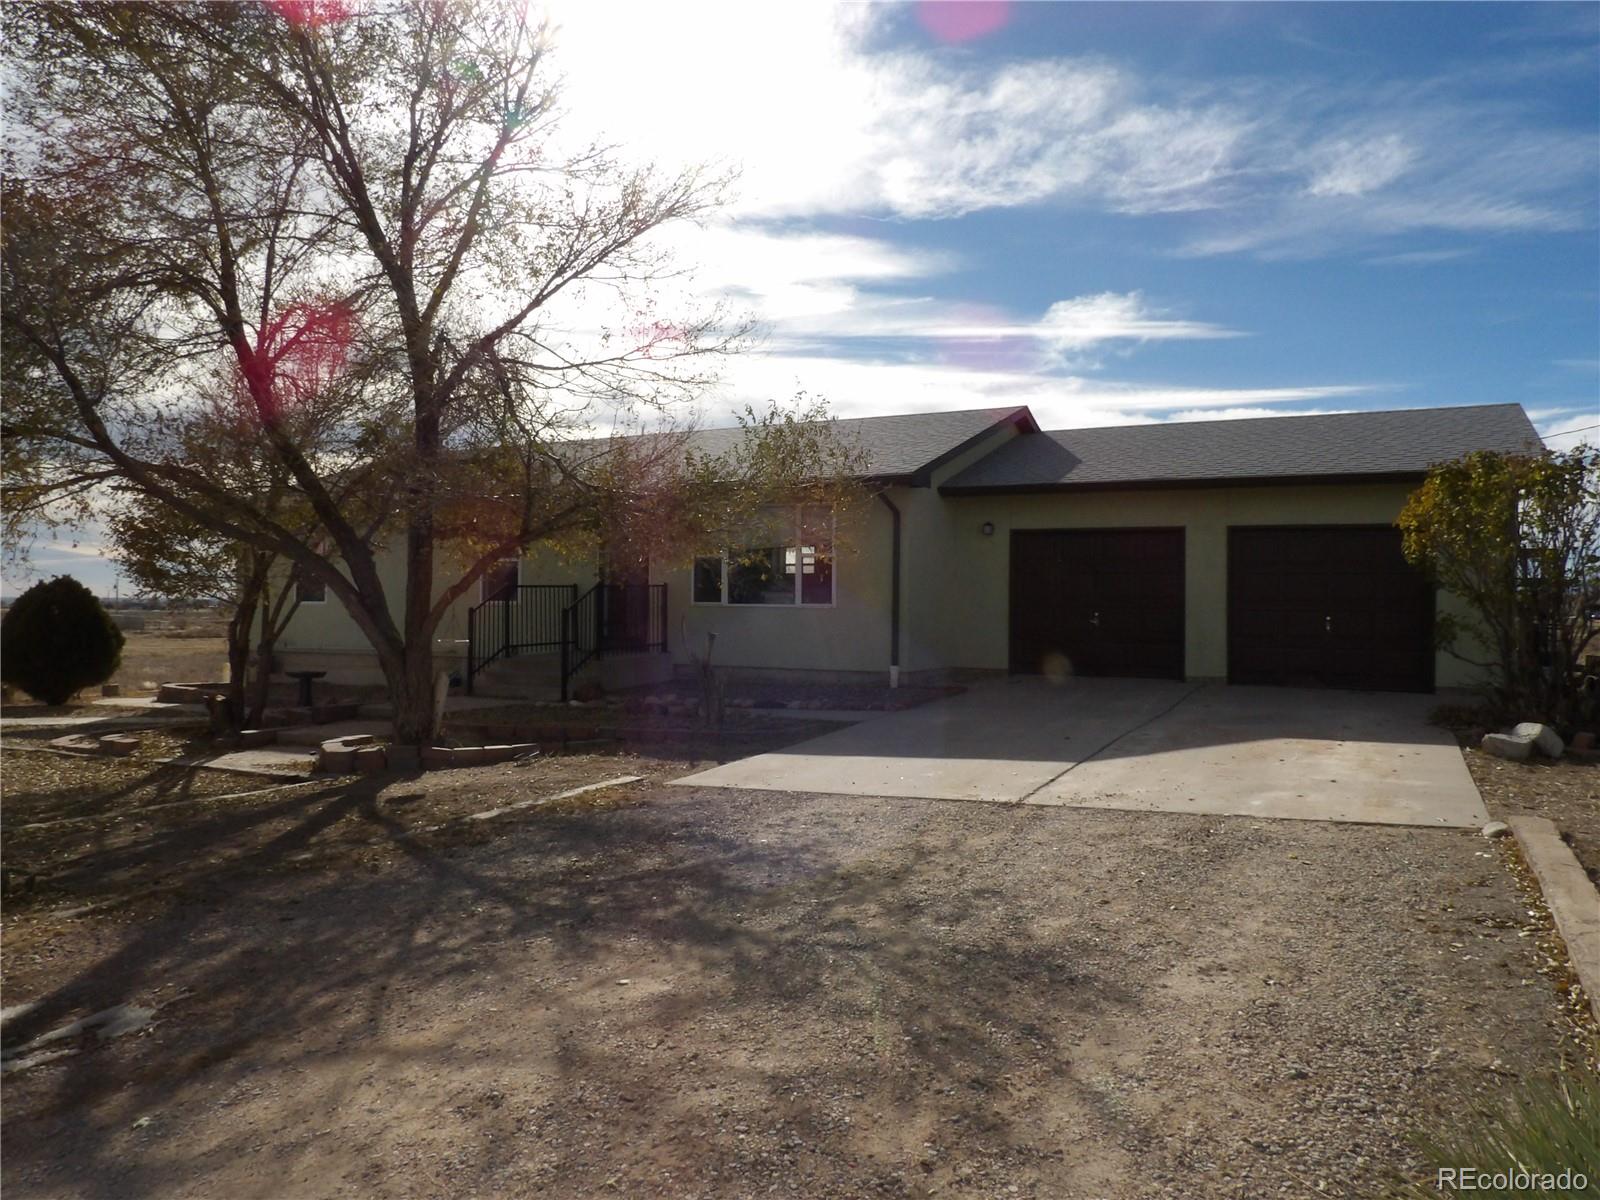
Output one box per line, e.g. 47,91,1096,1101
1465,748,1600,885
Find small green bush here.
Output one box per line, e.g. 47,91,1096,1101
1,576,125,705
1394,1070,1600,1198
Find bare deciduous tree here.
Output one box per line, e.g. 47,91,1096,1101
3,0,858,742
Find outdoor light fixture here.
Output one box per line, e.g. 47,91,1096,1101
980,521,996,536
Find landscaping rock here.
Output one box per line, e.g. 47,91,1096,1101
385,744,420,771
1479,821,1511,839
314,732,383,773
351,745,387,774
453,746,487,767
1480,732,1534,761
49,733,99,752
420,745,455,770
482,744,515,764
157,682,226,704
96,733,139,757
318,745,356,774
99,684,121,698
1510,722,1564,758
237,728,277,749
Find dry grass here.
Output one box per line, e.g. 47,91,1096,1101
107,632,230,695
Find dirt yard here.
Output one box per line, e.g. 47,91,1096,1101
1465,747,1600,883
0,712,842,914
3,774,1590,1200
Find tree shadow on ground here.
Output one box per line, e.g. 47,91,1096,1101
2,786,1149,1199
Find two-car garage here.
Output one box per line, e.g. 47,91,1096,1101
1008,524,1435,693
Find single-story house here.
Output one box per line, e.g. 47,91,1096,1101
276,401,1542,698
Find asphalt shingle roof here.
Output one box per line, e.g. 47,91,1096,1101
940,403,1543,493
687,405,1035,479
567,405,1035,482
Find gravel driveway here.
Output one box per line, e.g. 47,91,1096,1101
2,785,1574,1200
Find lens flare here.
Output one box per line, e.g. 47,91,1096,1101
264,0,353,29
916,1,1012,44
1041,651,1074,684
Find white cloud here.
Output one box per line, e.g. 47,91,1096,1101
659,224,1243,362
548,4,1254,220
1304,133,1414,198
704,348,1380,431
1033,292,1242,351
1365,247,1477,266
27,539,109,559
547,2,1595,257
1163,406,1348,423
1536,410,1600,445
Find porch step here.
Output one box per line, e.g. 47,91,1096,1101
473,652,580,700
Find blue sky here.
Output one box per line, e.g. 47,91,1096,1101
15,0,1599,596
552,0,1598,437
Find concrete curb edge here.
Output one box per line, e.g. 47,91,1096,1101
1507,814,1600,1026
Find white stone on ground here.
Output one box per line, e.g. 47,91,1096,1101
1510,722,1564,758
1480,732,1534,761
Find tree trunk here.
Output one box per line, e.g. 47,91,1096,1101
388,641,440,747
222,571,265,732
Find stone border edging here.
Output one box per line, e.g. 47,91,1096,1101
1508,814,1600,1025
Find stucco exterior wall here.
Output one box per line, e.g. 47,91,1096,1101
277,542,600,685
659,492,898,680
277,465,1481,693
914,481,1480,689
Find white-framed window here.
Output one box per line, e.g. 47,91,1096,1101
481,557,519,601
693,504,834,607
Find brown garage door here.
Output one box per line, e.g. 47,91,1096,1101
1228,526,1434,692
1010,529,1185,680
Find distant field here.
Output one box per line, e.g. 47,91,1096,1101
0,605,231,700
109,632,231,694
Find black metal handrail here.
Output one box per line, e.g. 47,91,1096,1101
466,583,577,693
467,579,666,698
560,582,668,701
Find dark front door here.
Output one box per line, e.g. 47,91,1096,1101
602,553,651,650
1228,526,1434,692
1009,529,1186,680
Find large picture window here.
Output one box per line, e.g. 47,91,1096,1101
693,505,834,607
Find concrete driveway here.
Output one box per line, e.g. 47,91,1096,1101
674,678,1488,827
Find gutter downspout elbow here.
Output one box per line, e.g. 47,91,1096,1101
877,492,902,688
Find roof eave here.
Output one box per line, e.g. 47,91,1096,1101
939,469,1430,497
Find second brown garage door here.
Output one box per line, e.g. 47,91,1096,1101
1228,526,1434,692
1010,529,1185,679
